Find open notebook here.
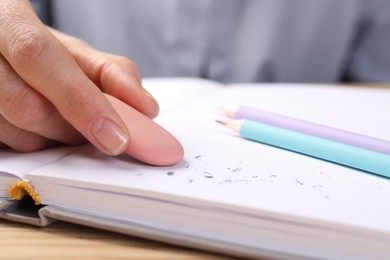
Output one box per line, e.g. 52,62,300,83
1,78,390,259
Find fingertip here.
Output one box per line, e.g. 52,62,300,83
99,60,160,119
142,87,160,119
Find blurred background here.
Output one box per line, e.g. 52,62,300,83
32,0,390,83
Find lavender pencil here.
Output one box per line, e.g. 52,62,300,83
221,105,390,155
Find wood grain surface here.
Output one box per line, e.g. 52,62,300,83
0,219,232,259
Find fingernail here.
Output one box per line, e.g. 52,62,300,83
91,118,129,155
143,87,160,114
143,87,157,102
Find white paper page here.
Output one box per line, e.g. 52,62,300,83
142,77,223,115
25,82,390,233
0,145,81,197
0,145,82,176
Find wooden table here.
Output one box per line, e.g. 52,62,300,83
0,219,231,259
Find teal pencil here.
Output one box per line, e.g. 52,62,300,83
216,119,390,178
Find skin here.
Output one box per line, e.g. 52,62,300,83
0,0,159,155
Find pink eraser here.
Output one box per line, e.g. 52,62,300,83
104,94,184,166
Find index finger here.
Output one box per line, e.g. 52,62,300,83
0,1,129,155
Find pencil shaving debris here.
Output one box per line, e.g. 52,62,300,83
295,178,304,185
203,172,214,178
232,167,242,173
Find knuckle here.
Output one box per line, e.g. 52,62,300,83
12,133,52,153
99,55,141,90
118,56,138,71
6,89,52,130
7,25,48,71
0,114,52,152
109,55,139,72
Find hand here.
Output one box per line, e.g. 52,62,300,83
0,0,159,155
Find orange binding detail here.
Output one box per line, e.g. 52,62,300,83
8,181,40,205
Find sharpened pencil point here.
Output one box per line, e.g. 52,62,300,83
215,119,227,125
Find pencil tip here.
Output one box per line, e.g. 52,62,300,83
215,119,226,125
